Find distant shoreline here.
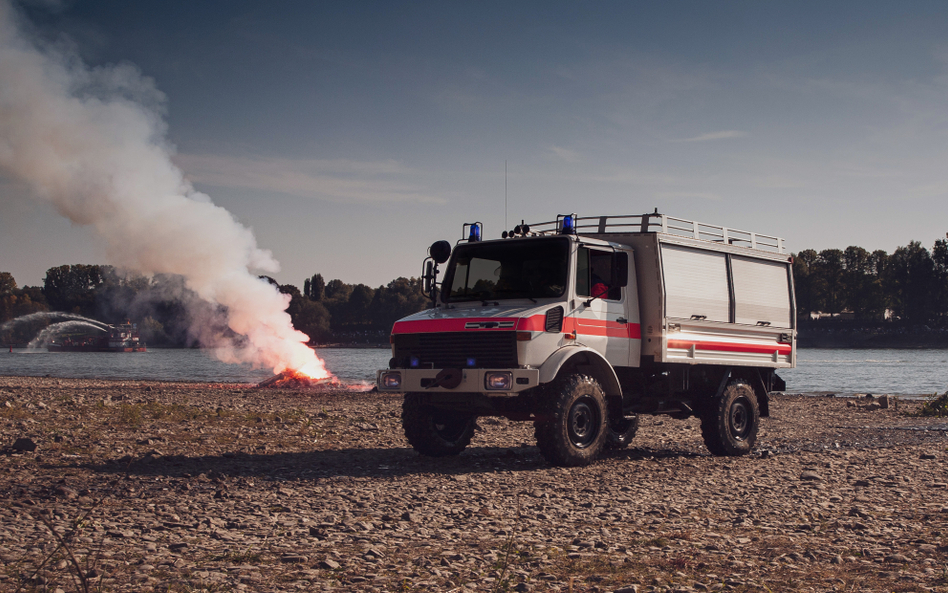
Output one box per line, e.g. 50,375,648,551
797,330,948,349
313,343,388,349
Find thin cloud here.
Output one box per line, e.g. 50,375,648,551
547,145,582,163
653,191,721,201
906,181,948,200
172,154,445,205
673,130,748,143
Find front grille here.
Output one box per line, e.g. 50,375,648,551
392,331,518,369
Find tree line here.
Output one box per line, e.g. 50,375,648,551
3,233,948,345
1,266,427,346
794,235,948,325
277,273,428,344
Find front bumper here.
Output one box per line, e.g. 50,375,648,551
376,368,540,393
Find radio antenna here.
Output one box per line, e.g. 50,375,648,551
504,160,508,231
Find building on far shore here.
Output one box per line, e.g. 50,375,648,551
807,309,896,322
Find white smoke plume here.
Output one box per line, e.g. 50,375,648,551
0,2,330,378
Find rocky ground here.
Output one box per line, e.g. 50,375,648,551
1,376,947,593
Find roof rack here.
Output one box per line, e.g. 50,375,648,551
524,212,786,254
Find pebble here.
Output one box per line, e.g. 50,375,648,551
11,437,37,452
54,485,78,499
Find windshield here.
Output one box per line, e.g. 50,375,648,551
443,237,570,302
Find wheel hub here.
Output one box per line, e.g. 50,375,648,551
568,398,599,448
729,399,750,440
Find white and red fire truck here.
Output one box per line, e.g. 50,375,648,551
377,211,796,466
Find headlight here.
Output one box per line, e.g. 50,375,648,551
379,371,402,389
484,372,512,390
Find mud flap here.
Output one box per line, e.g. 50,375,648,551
749,369,777,418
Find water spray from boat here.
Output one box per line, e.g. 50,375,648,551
0,312,109,334
27,321,106,350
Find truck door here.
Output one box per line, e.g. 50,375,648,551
573,246,632,367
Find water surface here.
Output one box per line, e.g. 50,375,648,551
781,349,948,397
0,347,389,385
2,346,946,398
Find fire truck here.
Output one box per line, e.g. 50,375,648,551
377,211,796,466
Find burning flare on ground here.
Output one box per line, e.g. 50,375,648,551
256,369,373,391
257,369,339,389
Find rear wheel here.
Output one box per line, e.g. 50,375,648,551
402,393,475,456
534,375,608,467
701,382,759,456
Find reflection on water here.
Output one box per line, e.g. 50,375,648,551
2,346,946,397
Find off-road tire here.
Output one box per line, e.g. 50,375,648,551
701,382,759,456
534,374,608,467
605,414,640,450
402,393,475,456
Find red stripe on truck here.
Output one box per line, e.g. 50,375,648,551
667,339,792,355
515,316,546,331
392,315,642,339
565,318,642,339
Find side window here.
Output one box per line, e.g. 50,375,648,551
577,247,622,300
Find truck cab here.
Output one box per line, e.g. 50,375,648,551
378,212,795,466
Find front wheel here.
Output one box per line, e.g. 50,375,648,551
701,382,759,456
402,393,475,456
534,374,608,467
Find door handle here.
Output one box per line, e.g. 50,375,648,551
616,317,628,324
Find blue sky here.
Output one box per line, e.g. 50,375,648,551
3,0,948,288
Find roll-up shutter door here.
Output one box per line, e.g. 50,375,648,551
661,244,729,322
731,256,792,327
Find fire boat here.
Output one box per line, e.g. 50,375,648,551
47,322,147,353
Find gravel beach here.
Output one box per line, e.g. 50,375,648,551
1,376,947,592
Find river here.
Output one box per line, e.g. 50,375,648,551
1,347,946,398
0,347,388,386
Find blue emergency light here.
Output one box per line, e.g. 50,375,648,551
464,222,483,242
558,213,578,235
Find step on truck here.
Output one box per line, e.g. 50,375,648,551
377,211,796,466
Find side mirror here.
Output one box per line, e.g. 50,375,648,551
429,240,451,264
422,240,452,305
423,260,434,294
